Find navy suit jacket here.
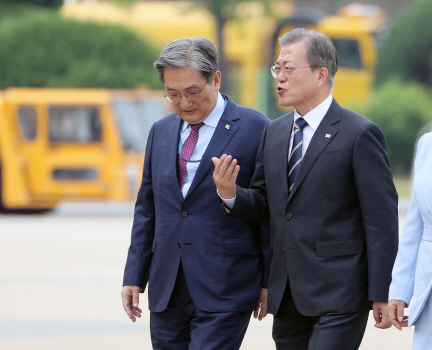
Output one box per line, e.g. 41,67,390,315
229,99,399,316
123,95,271,313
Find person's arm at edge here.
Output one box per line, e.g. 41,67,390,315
388,135,427,330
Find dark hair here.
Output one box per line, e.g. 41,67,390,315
279,28,338,89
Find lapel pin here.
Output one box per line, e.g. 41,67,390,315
225,124,231,130
325,134,331,138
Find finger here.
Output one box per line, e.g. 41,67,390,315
131,307,142,318
212,155,226,176
373,306,381,324
396,304,405,323
218,155,233,180
258,305,267,321
400,316,409,328
229,164,240,184
381,311,390,329
132,289,140,308
253,306,259,319
121,292,133,317
222,158,238,182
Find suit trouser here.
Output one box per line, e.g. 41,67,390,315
150,263,251,350
273,281,369,350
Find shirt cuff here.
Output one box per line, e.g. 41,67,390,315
217,190,236,210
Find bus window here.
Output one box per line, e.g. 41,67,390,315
49,107,101,142
332,39,362,69
18,107,37,140
136,100,167,146
112,101,146,153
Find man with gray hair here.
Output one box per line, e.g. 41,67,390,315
121,37,271,349
213,28,398,349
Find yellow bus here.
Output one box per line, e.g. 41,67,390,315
62,1,386,118
0,88,169,212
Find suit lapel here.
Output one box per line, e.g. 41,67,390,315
165,114,183,202
288,100,341,201
185,97,239,199
277,112,294,198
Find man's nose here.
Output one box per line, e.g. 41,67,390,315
180,95,192,109
277,73,287,83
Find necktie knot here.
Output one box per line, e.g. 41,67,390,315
294,118,308,131
191,122,204,132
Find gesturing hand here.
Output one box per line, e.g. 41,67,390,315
212,154,239,199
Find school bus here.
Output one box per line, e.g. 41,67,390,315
62,1,386,118
0,88,169,212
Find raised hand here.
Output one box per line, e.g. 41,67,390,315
212,154,239,199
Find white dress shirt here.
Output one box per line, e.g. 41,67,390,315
221,94,333,207
180,91,225,197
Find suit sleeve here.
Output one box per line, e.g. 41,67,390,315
122,125,156,292
230,124,271,222
388,136,426,305
352,122,399,302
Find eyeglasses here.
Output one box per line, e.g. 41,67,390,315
164,82,208,103
270,65,315,78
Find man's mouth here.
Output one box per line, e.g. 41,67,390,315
277,86,285,94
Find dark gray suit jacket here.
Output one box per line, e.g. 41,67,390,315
229,99,398,316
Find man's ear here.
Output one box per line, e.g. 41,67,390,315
213,71,222,91
317,67,328,87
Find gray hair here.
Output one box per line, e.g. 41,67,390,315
279,28,338,89
154,37,218,84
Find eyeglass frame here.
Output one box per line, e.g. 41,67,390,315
163,82,208,103
270,65,316,79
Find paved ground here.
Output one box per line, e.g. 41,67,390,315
0,200,414,349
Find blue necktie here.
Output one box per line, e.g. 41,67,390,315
288,118,308,192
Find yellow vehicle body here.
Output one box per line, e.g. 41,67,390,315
62,1,386,117
0,88,169,211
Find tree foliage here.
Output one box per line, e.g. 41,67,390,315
352,79,432,174
108,0,277,92
0,0,62,8
374,0,432,87
0,12,162,89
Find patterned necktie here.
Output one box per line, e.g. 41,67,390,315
288,118,308,192
177,122,204,188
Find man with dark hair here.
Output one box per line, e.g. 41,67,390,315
121,37,271,349
213,28,398,350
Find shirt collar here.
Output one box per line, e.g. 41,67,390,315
294,94,333,131
181,91,225,132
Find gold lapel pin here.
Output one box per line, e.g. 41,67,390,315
225,124,231,130
325,134,331,138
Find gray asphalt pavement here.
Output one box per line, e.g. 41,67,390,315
0,200,413,349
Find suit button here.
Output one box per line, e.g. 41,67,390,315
181,211,188,218
177,241,181,248
285,213,292,220
283,246,287,252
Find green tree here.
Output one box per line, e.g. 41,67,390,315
0,0,62,8
351,79,432,174
0,12,162,89
108,0,277,91
374,0,432,87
